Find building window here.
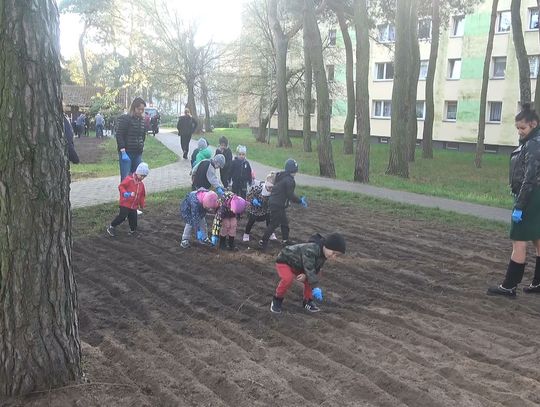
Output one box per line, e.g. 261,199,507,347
445,101,458,121
373,100,392,118
529,55,539,78
529,8,539,29
496,11,511,33
419,60,429,79
492,57,506,78
418,19,432,39
377,23,395,43
374,62,394,80
326,64,335,82
488,101,502,122
416,101,426,119
451,15,465,36
448,59,461,79
328,29,337,46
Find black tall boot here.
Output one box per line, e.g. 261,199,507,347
487,260,525,297
228,236,238,251
524,256,540,293
219,236,227,250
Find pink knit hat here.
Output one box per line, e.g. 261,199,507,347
230,195,247,214
202,191,218,209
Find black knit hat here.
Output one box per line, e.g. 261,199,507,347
284,158,298,173
324,233,346,254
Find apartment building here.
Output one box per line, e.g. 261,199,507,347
254,0,540,149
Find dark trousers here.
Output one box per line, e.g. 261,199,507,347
245,213,269,234
261,208,289,243
180,133,192,158
111,206,138,231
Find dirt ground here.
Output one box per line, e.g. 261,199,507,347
7,199,540,407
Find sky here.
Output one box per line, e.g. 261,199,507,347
58,0,245,59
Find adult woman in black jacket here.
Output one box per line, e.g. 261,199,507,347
488,104,540,297
116,97,147,181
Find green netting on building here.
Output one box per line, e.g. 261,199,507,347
457,98,480,123
463,12,491,37
461,57,485,79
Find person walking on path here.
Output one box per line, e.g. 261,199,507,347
488,104,540,297
116,97,147,181
270,232,346,314
95,112,105,138
106,162,149,237
75,112,86,138
177,107,198,159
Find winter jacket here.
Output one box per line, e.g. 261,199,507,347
177,115,197,136
229,157,253,197
276,234,327,287
246,183,270,217
180,189,208,227
195,147,212,166
211,191,236,237
64,116,79,164
116,113,146,154
118,175,146,210
268,171,301,210
509,127,540,209
192,159,223,190
215,147,233,185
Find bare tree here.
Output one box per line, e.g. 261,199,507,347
0,0,81,396
511,0,531,103
302,28,314,152
475,0,499,168
407,8,421,162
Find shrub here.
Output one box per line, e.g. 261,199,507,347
211,112,237,129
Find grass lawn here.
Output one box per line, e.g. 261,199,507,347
70,135,178,181
200,128,512,209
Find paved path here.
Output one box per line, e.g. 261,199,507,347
70,130,510,223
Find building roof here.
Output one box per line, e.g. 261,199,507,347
62,85,127,108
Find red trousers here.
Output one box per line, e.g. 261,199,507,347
275,263,313,300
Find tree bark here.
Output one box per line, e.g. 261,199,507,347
536,0,540,114
387,0,417,178
78,21,89,86
476,0,499,168
337,9,355,155
353,0,371,182
257,98,278,142
201,77,212,132
407,4,421,163
268,0,292,147
0,0,81,397
304,0,336,177
511,0,531,104
422,0,440,159
303,17,313,153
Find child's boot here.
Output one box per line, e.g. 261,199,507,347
228,236,238,251
524,256,540,293
106,225,116,237
303,299,320,312
270,296,283,313
219,236,227,250
487,260,525,297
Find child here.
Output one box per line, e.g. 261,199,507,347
259,159,307,250
211,191,247,251
191,138,211,167
215,136,233,187
107,162,149,236
270,232,346,314
243,171,278,242
229,145,253,199
180,189,219,248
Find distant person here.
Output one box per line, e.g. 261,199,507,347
177,107,198,159
214,136,233,187
64,115,79,164
488,104,540,297
75,113,86,138
84,114,90,136
116,97,147,181
106,162,149,237
95,112,105,138
150,113,159,136
144,111,151,132
270,232,346,314
229,145,253,199
180,189,219,249
191,155,226,195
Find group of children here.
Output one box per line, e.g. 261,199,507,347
105,138,346,314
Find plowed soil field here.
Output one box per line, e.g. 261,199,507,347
11,199,540,407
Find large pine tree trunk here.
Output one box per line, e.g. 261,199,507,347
407,5,420,163
337,9,355,155
304,0,336,177
0,1,81,396
476,0,499,168
353,0,371,182
511,0,531,104
422,0,440,159
387,0,415,177
268,0,292,147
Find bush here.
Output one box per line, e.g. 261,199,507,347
211,112,237,129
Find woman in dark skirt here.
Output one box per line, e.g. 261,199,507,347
488,104,540,297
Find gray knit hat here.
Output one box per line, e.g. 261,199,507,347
197,138,208,149
135,162,150,176
213,154,226,169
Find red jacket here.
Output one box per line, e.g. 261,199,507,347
118,175,146,209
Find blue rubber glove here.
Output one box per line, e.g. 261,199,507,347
252,198,261,207
216,187,225,197
123,192,132,198
300,196,308,208
121,151,130,162
196,229,204,241
512,208,523,223
312,287,323,301
211,235,219,246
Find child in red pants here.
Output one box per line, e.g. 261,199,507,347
270,232,346,313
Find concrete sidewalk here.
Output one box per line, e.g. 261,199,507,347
70,130,510,223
